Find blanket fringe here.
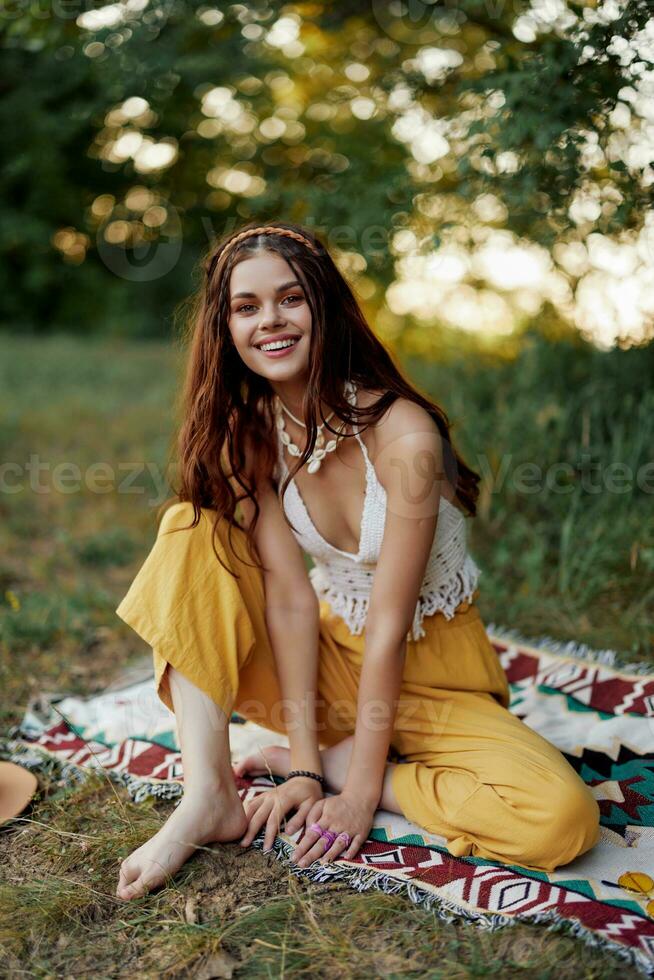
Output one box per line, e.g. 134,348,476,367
251,834,654,979
486,622,652,676
0,737,185,805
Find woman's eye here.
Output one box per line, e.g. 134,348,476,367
237,294,302,313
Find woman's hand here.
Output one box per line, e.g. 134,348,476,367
238,776,323,853
290,791,377,867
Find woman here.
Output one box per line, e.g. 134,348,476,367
114,221,600,902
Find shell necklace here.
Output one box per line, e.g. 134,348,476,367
274,380,356,475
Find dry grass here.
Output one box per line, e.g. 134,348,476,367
0,770,640,978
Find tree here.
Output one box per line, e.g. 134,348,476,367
0,0,651,343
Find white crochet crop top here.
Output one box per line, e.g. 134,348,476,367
273,389,481,642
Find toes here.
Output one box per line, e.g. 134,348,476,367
116,855,158,902
234,755,255,776
116,858,139,897
117,874,149,901
116,858,162,901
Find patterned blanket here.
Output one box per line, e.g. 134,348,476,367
2,625,653,976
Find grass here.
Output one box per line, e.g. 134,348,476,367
0,774,640,978
0,331,651,978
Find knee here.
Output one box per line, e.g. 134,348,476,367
158,500,197,535
159,501,243,547
158,501,231,549
151,502,232,586
554,778,601,858
523,778,601,871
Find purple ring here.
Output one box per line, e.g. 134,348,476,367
320,829,338,848
309,822,324,834
337,831,351,846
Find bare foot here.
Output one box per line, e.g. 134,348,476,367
234,738,356,792
116,783,248,901
233,744,293,781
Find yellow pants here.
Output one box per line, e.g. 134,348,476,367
115,502,600,873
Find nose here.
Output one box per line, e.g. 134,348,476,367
259,313,284,330
258,304,285,327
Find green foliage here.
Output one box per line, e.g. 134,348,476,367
0,585,114,650
71,528,140,568
455,0,653,243
1,1,651,336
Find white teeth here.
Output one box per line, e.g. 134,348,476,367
259,337,299,352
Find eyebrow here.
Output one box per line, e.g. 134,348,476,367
232,279,302,299
231,280,304,300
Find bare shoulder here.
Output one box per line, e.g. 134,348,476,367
358,390,450,510
359,389,439,457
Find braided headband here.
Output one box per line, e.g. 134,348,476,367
219,225,321,261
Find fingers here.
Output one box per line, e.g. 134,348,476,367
323,832,362,864
260,788,320,851
239,789,289,850
289,795,362,868
343,834,363,861
301,833,334,868
290,824,326,868
292,826,352,868
293,829,360,869
290,800,324,863
317,834,348,865
305,798,325,828
243,793,264,819
238,794,267,847
284,799,314,837
263,799,284,852
238,790,363,870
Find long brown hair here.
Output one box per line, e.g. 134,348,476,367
159,220,481,578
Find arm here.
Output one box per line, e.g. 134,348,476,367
342,403,444,806
238,475,323,777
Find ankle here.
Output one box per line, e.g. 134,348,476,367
182,774,240,803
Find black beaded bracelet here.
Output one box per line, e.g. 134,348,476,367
285,769,325,788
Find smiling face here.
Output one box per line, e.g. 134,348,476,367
227,251,312,382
